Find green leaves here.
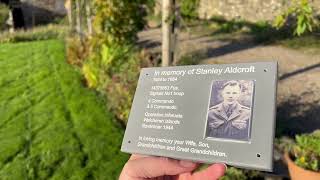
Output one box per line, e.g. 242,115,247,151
92,0,150,44
82,63,98,88
273,15,286,29
273,0,319,36
180,0,200,19
292,130,320,172
86,0,151,125
82,42,140,124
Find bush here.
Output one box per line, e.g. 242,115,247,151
221,167,246,180
65,0,156,125
78,0,155,125
0,24,67,43
220,167,262,180
104,57,140,123
66,37,90,66
92,0,153,44
82,43,146,124
273,0,319,36
291,130,320,171
180,0,200,19
0,3,9,31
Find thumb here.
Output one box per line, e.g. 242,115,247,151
120,156,198,179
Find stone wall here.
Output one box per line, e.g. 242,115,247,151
20,0,66,28
155,0,320,22
21,0,66,15
198,0,320,22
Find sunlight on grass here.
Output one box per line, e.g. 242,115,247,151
0,40,128,179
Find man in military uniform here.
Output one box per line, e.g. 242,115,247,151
207,80,251,141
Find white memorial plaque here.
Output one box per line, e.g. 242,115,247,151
121,62,278,171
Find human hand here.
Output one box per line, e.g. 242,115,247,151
119,154,227,180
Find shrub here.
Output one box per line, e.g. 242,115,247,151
66,37,90,66
273,0,319,36
220,167,262,180
82,60,99,88
82,43,146,124
0,3,9,31
220,167,246,180
291,130,320,171
104,59,140,123
92,0,152,44
0,24,67,43
79,0,155,124
180,0,200,19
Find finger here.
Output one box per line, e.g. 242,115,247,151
129,154,151,160
122,157,198,179
190,163,227,180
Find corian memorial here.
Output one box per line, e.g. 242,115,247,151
121,62,278,171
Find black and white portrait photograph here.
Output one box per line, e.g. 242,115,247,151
206,80,254,141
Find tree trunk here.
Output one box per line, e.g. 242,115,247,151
85,0,93,36
8,11,14,33
75,0,83,38
173,1,180,65
162,0,175,67
65,0,74,31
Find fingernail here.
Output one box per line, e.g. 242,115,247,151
179,160,196,168
221,163,228,171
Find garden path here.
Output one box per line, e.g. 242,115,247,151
139,28,320,137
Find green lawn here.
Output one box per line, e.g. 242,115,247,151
0,40,129,180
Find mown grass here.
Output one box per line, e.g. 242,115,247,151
0,40,129,179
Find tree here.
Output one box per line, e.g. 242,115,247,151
75,0,83,38
85,0,93,36
162,0,177,67
64,0,74,32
